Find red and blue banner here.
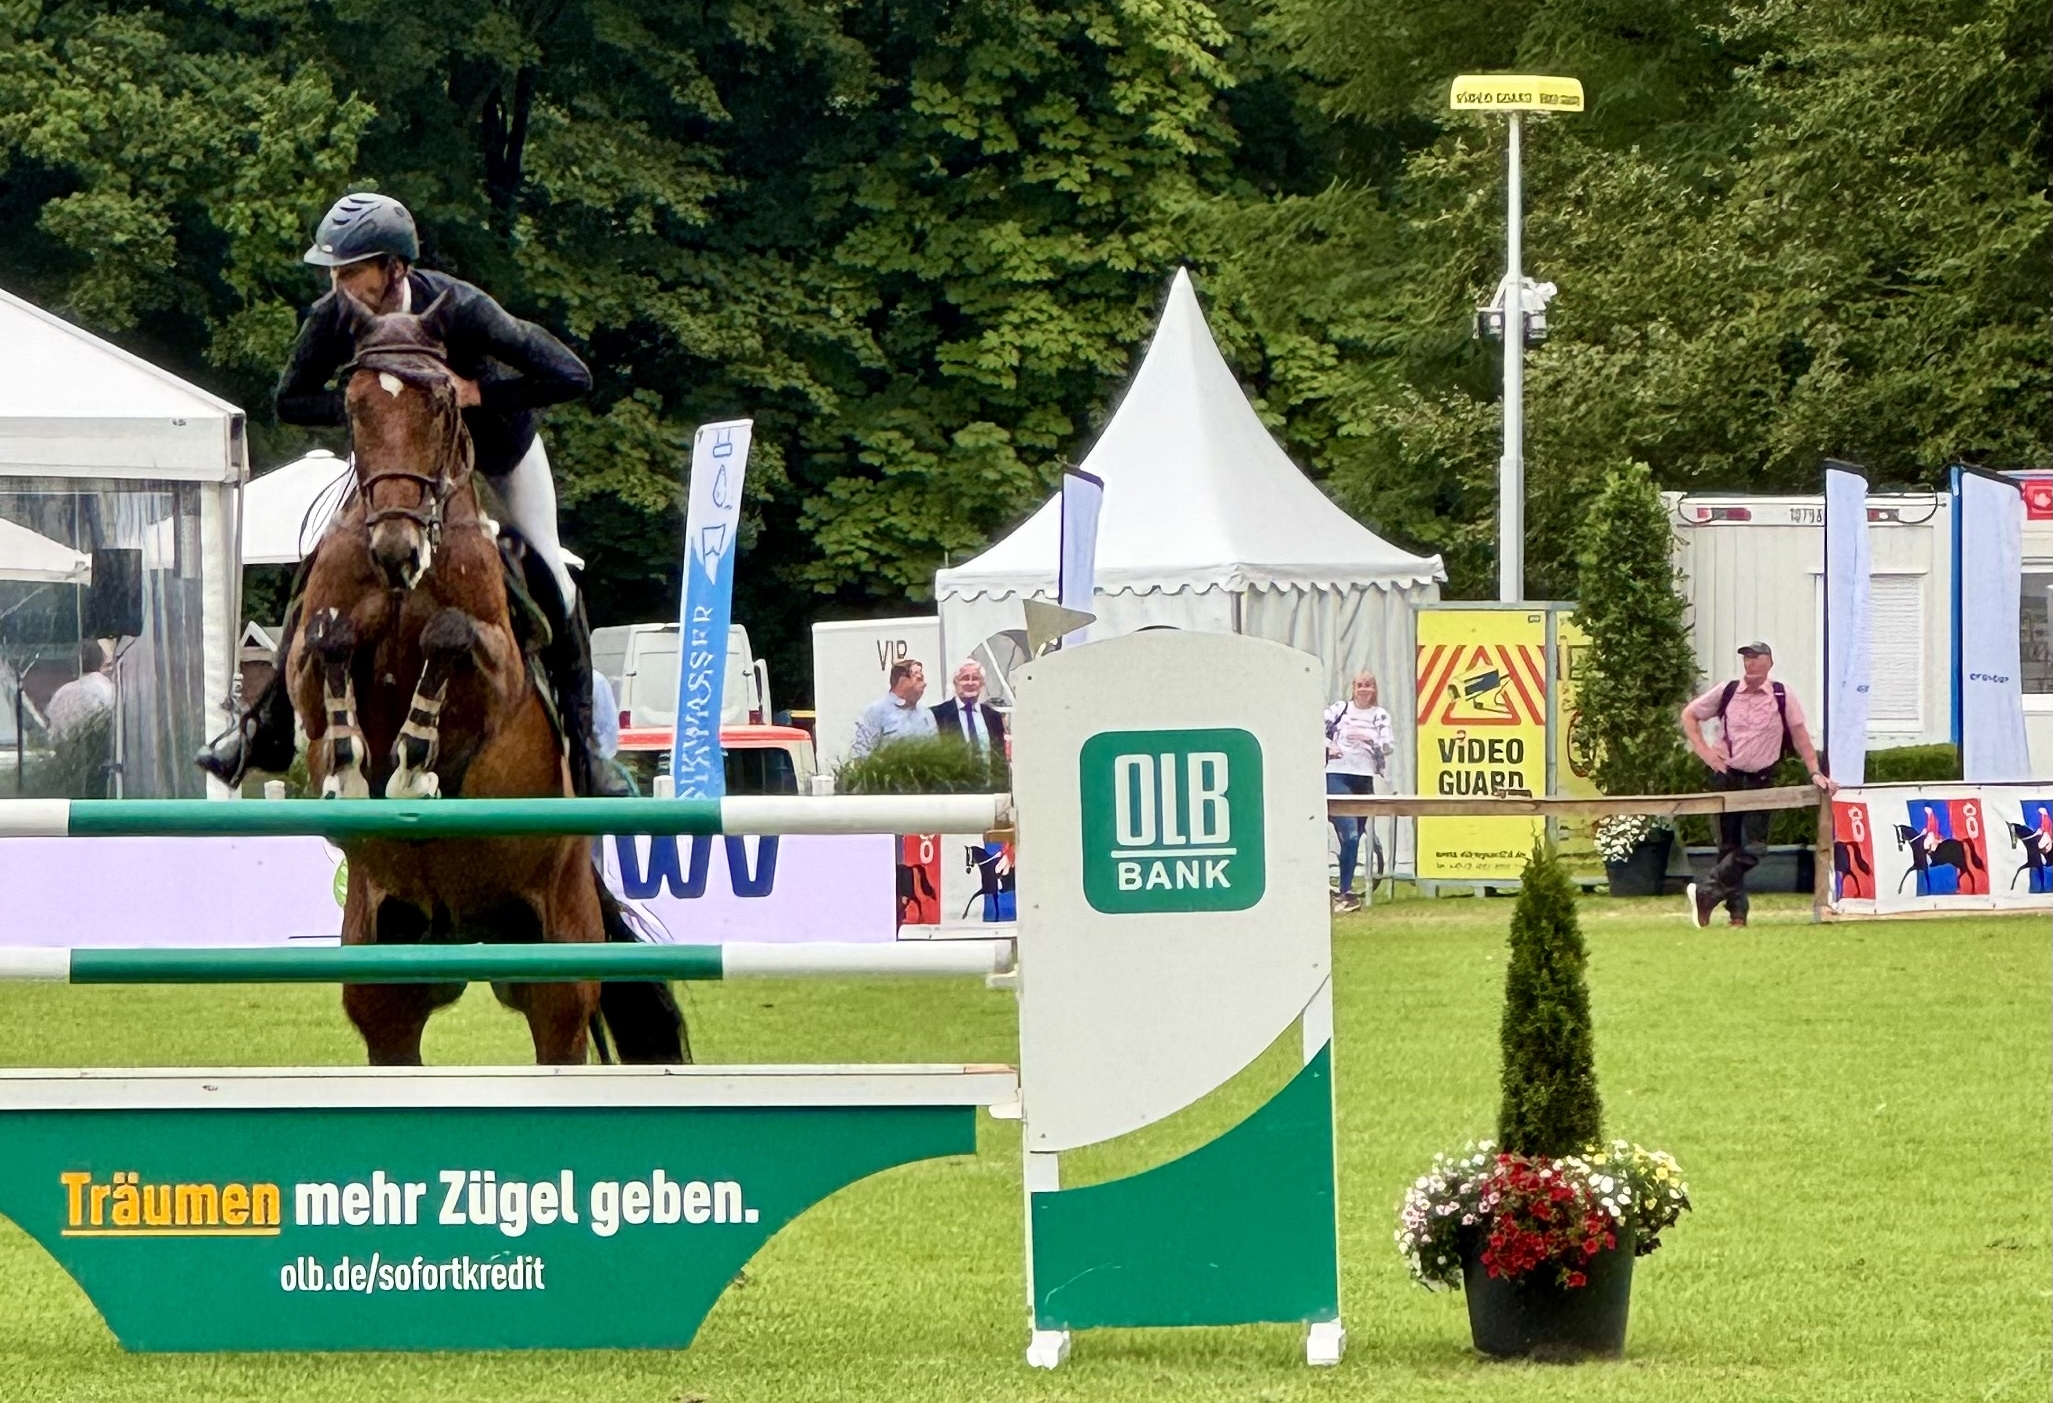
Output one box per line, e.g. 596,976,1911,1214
1828,783,2050,915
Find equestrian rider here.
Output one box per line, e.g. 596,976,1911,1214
197,191,625,796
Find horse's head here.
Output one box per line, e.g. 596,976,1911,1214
338,291,471,590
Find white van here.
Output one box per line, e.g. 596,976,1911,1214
592,623,767,729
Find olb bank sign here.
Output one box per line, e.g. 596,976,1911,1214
1080,728,1264,913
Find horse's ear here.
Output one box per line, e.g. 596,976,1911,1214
336,290,377,341
416,289,456,343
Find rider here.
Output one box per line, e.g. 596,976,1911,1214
197,191,627,796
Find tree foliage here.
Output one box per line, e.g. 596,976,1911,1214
1,0,2044,688
1575,459,1698,796
1498,839,1602,1158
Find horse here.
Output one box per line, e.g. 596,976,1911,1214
285,291,685,1066
1892,823,1985,896
1832,839,1872,900
2007,821,2053,892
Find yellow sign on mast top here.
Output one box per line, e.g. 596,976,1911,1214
1448,75,1584,113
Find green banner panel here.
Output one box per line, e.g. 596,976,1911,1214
1030,1045,1338,1329
0,1102,971,1351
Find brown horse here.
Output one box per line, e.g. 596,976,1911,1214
286,291,683,1066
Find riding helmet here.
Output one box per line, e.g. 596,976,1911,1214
303,192,420,267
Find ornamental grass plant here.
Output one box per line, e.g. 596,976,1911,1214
1397,841,1692,1304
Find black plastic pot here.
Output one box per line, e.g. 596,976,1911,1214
1462,1230,1635,1360
1603,830,1673,898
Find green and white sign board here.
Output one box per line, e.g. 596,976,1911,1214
0,1066,1012,1351
1079,728,1265,913
1011,631,1343,1367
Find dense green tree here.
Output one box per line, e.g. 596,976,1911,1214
1574,459,1697,795
1202,0,2051,599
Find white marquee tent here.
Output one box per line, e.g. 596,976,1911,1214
0,285,247,796
936,268,1444,787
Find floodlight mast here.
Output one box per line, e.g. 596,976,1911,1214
1503,110,1524,604
1447,74,1584,604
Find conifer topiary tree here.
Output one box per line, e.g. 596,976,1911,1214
1575,460,1700,796
1498,840,1603,1157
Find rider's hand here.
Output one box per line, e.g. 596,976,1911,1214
450,375,482,409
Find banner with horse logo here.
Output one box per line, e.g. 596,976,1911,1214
1826,783,2051,915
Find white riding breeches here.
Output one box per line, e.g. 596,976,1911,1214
496,436,577,611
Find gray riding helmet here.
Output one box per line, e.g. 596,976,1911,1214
303,192,420,267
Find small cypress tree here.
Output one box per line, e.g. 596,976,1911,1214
1575,459,1700,796
1497,840,1603,1157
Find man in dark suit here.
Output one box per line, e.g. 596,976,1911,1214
931,660,1007,756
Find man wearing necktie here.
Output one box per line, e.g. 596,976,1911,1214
932,660,1007,756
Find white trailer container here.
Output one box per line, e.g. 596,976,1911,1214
1668,491,1955,753
810,616,941,774
591,623,765,729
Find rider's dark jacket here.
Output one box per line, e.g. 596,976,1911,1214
275,269,590,478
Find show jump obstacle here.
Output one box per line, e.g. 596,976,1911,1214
0,631,1344,1366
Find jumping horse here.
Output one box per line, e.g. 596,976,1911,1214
286,292,684,1066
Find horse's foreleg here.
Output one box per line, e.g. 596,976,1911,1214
385,608,476,800
306,608,369,800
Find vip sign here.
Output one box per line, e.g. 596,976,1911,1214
1079,729,1264,913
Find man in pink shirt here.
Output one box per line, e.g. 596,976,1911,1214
1678,642,1837,927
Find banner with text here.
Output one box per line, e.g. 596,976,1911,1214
1824,465,1872,786
671,419,754,799
1956,470,2029,782
1415,608,1549,879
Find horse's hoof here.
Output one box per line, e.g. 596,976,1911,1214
384,769,440,800
322,772,371,800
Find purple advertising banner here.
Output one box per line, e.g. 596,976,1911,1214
0,833,897,947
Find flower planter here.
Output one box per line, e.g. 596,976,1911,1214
1602,830,1672,898
1461,1228,1634,1360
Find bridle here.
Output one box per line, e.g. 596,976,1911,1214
342,343,475,555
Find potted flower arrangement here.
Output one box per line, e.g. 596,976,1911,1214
1574,461,1699,895
1396,841,1692,1359
1592,813,1672,898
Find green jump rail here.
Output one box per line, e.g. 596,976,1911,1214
0,794,1010,842
0,940,1015,985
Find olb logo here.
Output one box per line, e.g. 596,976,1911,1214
1080,728,1264,913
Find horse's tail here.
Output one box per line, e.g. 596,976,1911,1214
591,883,691,1065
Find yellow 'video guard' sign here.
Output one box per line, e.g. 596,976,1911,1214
1449,75,1585,112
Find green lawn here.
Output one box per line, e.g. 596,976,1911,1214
0,893,2043,1402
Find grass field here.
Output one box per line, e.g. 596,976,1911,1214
0,893,2042,1402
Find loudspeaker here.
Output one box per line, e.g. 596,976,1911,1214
84,548,143,638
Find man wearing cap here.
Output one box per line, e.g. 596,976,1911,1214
197,191,626,795
1678,642,1838,927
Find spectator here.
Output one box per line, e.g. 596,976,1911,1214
1323,671,1394,912
931,660,1006,755
1679,641,1838,928
45,639,116,745
850,659,937,758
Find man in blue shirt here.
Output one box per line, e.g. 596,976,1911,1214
851,660,937,758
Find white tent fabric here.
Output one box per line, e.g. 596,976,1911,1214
0,285,246,797
0,516,91,583
936,268,1445,790
237,447,586,570
243,450,353,565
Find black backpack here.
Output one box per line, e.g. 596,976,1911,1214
1715,679,1795,762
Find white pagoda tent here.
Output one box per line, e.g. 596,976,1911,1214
936,268,1444,787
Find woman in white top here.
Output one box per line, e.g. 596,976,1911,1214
1323,672,1395,911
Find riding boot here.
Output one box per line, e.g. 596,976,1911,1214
523,557,628,799
195,602,302,786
